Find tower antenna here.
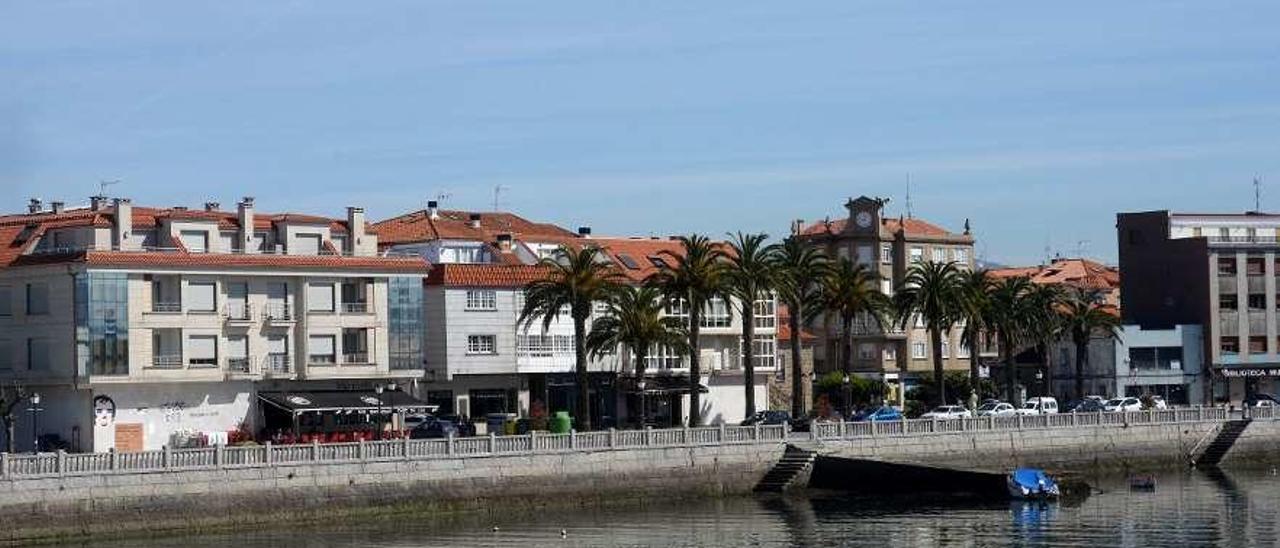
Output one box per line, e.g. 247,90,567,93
1255,177,1263,212
493,185,509,212
98,179,120,196
905,174,914,219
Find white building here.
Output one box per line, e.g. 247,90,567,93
1113,324,1204,405
0,197,429,453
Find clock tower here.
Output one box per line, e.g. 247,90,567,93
844,195,886,235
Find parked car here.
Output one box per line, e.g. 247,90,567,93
853,406,903,422
921,405,972,419
1104,397,1142,412
1083,395,1106,403
437,414,477,437
1245,393,1280,408
976,402,1017,417
1064,399,1106,413
1015,397,1059,416
1148,395,1169,410
741,410,792,427
408,416,459,439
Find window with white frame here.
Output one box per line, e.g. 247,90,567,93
184,282,216,313
932,247,947,263
331,235,348,254
517,334,553,357
467,335,497,355
187,335,217,367
665,299,690,322
700,298,732,328
308,334,336,363
910,247,924,263
554,335,574,354
941,339,951,358
646,344,684,370
294,233,323,256
958,343,971,359
754,298,776,329
180,230,209,253
955,248,970,264
883,345,897,361
219,231,239,253
227,335,248,369
880,243,892,264
465,290,498,311
752,335,776,368
911,341,927,359
307,282,336,312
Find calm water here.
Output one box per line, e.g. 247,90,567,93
70,467,1280,547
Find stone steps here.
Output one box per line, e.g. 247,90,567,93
755,445,817,493
1194,419,1251,467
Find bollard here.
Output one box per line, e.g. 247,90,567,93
215,443,225,468
163,445,172,469
264,441,273,465
447,432,456,455
608,428,617,448
488,432,497,453
0,452,7,479
313,439,321,462
569,429,577,450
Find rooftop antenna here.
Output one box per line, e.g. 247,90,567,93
1255,177,1263,212
433,190,452,204
1074,240,1091,258
905,173,914,219
97,179,119,195
493,185,508,212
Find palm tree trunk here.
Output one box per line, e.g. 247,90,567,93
1002,334,1017,404
573,313,593,431
841,314,853,416
635,346,648,427
688,302,703,427
789,301,806,418
742,302,757,418
931,327,946,406
3,415,14,454
1074,339,1087,399
967,327,981,390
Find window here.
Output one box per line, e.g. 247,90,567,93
184,282,216,313
331,235,348,254
467,335,497,355
466,290,498,311
1218,258,1237,276
932,247,947,263
227,335,248,370
186,335,217,367
1249,294,1267,311
1220,294,1238,311
266,334,290,372
26,338,49,370
941,340,951,358
254,231,271,253
0,286,11,316
958,344,971,359
912,341,927,359
517,334,554,357
665,299,690,322
443,246,487,264
1221,337,1239,355
426,391,455,415
469,388,514,417
307,283,335,312
1247,257,1266,276
856,244,874,266
294,233,322,256
751,335,776,368
753,299,776,329
1249,336,1267,355
0,339,10,370
955,248,970,264
308,334,337,364
179,230,209,253
881,279,893,296
1129,347,1183,370
883,346,897,361
700,298,732,328
647,344,684,370
910,247,924,263
880,244,892,264
858,343,876,360
1219,227,1230,239
25,283,49,315
219,231,239,253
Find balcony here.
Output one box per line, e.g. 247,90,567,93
150,302,182,314
261,303,295,323
341,302,371,314
308,354,337,367
227,357,251,374
264,354,292,376
342,352,371,365
224,303,254,323
151,355,183,369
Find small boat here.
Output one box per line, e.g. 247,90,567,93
1128,474,1157,491
1007,468,1060,500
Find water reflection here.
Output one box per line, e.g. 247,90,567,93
57,466,1280,548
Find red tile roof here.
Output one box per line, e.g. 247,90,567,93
776,304,817,343
990,258,1121,311
373,209,578,247
586,237,688,283
0,205,368,235
425,263,554,287
798,216,957,238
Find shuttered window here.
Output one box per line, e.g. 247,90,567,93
180,230,209,253
307,283,335,312
308,335,336,363
185,282,216,313
295,234,322,256
187,335,217,367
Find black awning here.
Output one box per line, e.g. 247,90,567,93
258,391,438,415
622,375,709,395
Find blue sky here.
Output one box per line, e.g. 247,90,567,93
3,1,1278,264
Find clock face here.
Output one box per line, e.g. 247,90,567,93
855,211,873,228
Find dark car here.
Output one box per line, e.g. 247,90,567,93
408,416,460,439
1064,399,1106,413
438,414,477,437
1245,393,1280,407
741,410,791,426
853,406,903,422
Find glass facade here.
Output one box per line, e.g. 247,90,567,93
387,277,424,370
76,271,130,376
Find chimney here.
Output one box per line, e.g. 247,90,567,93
51,201,65,214
346,206,366,256
238,197,255,254
791,219,804,235
469,213,481,229
496,233,513,253
577,226,592,239
27,198,41,214
112,198,135,250
90,195,108,211
204,201,220,212
427,200,439,220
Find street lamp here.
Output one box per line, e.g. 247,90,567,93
28,393,41,454
636,379,647,428
842,374,852,419
374,384,384,440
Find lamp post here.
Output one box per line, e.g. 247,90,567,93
636,379,647,428
28,393,41,454
373,384,384,440
842,374,852,419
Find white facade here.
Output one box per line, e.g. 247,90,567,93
1113,324,1205,405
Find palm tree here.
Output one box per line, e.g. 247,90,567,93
518,245,624,431
772,237,830,418
955,269,994,393
819,258,891,414
723,232,778,418
647,234,728,427
1024,283,1066,397
1061,289,1122,399
586,285,689,426
894,261,963,406
987,276,1035,403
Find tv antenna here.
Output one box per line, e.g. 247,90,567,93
1255,177,1263,212
433,190,452,204
493,185,508,212
98,179,120,196
905,174,914,219
1074,240,1091,258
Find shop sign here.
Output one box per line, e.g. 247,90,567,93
1219,368,1280,378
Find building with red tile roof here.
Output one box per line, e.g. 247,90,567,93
990,257,1121,310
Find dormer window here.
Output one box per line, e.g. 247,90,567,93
331,235,348,255
294,233,322,256
179,230,209,253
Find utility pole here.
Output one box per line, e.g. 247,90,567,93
905,174,914,219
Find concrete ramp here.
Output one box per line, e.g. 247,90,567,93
807,456,1008,498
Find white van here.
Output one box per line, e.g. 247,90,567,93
1015,397,1059,416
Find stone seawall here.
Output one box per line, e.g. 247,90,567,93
816,420,1226,470
0,442,785,544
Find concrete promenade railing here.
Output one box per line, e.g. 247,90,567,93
808,406,1247,441
0,423,788,480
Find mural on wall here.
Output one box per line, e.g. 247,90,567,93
93,395,116,428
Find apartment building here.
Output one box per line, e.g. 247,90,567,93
1117,210,1280,405
374,206,774,427
796,195,978,401
0,197,429,453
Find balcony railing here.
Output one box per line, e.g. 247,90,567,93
227,357,251,373
262,303,294,322
342,352,370,365
308,354,337,366
151,302,182,314
224,302,253,322
265,354,292,375
341,302,370,314
151,355,183,369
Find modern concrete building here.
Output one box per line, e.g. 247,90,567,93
0,197,430,453
1117,210,1280,404
796,195,978,400
1112,324,1204,405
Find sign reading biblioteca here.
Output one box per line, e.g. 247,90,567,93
1219,368,1280,378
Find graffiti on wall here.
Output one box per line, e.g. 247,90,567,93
93,396,117,428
